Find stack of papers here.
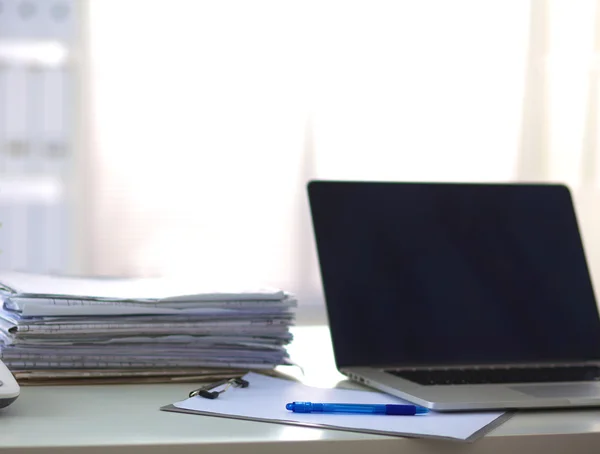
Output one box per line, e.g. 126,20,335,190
0,272,296,384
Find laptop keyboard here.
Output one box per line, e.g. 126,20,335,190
386,365,600,385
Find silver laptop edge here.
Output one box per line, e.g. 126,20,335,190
343,365,600,411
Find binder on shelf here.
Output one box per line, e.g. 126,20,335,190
0,64,7,173
28,64,44,173
4,64,30,175
0,0,21,39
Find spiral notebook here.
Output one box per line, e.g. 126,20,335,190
160,372,510,442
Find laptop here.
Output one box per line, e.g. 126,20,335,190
307,180,600,411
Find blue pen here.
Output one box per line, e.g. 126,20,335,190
285,402,429,415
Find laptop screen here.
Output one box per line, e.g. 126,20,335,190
308,181,600,369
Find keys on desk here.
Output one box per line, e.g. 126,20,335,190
387,365,600,385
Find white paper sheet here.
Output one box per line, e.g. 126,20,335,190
0,271,284,301
168,372,507,441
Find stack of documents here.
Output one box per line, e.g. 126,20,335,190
0,272,296,384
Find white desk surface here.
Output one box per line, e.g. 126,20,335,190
2,326,600,454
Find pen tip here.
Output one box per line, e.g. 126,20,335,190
286,403,293,411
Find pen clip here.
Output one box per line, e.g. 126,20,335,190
189,377,249,399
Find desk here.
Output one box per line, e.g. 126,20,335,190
1,326,600,454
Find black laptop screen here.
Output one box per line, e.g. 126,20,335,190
308,181,600,369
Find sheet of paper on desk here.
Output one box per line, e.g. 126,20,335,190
164,372,509,442
0,271,285,302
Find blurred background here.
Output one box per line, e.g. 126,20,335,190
1,0,600,322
